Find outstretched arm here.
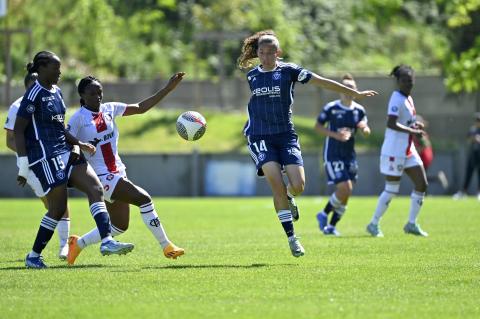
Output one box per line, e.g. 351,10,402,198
123,72,185,116
309,73,378,99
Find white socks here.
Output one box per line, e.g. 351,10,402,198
408,191,425,224
78,224,124,249
57,218,70,246
371,191,394,224
140,202,170,249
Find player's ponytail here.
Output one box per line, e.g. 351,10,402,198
77,75,101,106
238,30,278,70
23,72,38,88
390,64,414,80
26,51,58,74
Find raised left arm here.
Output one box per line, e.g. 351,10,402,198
309,73,378,99
123,72,185,116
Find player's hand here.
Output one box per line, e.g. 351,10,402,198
17,156,29,187
361,126,371,137
165,72,186,92
411,128,425,138
354,90,378,99
17,176,27,187
414,121,425,130
335,128,352,142
79,142,96,155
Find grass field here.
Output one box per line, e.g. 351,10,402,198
0,197,479,319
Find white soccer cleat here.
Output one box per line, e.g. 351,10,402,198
288,236,305,257
452,191,466,200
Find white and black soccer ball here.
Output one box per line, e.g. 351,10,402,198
176,111,207,141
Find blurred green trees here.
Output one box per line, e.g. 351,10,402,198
0,0,479,93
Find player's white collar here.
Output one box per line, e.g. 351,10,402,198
337,99,355,110
257,62,279,73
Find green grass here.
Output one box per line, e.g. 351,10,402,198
0,108,383,154
0,197,479,318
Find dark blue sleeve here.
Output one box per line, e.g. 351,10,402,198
316,106,330,125
16,94,37,120
288,64,312,84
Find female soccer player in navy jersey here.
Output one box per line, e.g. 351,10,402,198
14,51,134,268
238,30,378,257
366,65,428,237
4,72,71,259
315,74,371,236
66,73,185,265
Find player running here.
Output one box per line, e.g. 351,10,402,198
366,64,429,237
238,30,377,257
66,73,185,265
315,74,371,236
15,51,134,269
5,72,71,259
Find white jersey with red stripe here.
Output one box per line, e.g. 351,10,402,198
67,102,127,175
380,91,417,158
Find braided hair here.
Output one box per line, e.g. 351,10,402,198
77,75,101,105
237,30,280,70
26,51,58,74
390,64,414,80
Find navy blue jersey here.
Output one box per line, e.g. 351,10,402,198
244,62,312,136
17,81,69,165
317,100,367,161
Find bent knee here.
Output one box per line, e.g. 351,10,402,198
289,182,305,195
87,184,104,201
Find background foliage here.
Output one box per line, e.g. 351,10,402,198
0,0,479,92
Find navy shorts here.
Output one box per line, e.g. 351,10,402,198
30,151,86,194
247,132,303,177
324,158,358,185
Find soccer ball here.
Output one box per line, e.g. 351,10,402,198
176,111,207,141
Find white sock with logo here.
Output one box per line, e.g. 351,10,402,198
140,202,170,249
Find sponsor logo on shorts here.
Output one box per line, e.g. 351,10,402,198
258,152,266,161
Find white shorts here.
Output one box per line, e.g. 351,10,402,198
380,151,423,177
26,169,47,197
98,171,127,203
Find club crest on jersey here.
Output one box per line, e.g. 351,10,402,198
248,76,256,82
26,104,35,113
104,113,113,121
56,170,65,180
391,106,399,112
273,72,281,80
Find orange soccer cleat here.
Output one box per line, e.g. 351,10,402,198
163,242,185,259
67,235,83,265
